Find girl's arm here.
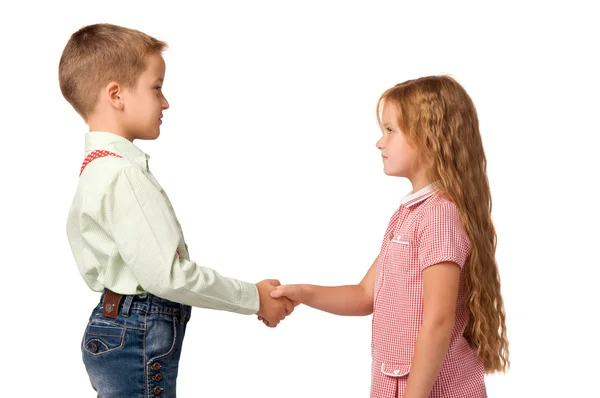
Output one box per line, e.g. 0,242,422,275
269,256,378,316
404,262,461,398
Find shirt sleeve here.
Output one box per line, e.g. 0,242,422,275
102,166,259,315
417,202,471,272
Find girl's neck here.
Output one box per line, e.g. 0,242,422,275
409,170,431,193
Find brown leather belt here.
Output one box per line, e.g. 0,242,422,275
102,289,123,319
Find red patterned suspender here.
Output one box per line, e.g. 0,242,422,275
79,150,123,176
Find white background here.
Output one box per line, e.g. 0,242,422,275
1,0,599,396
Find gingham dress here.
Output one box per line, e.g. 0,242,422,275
371,185,486,397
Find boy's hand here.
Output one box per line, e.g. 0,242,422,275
257,284,303,326
255,279,294,328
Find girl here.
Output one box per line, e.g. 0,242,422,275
269,76,509,397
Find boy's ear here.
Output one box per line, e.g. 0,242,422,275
106,81,124,110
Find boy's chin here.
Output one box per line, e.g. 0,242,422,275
137,130,160,140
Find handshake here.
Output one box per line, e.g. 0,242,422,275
255,279,301,327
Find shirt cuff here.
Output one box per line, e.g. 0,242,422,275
231,282,260,315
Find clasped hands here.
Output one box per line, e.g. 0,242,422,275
255,280,301,328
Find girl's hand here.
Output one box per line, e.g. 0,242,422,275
270,284,303,306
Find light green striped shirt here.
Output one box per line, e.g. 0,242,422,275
66,131,259,315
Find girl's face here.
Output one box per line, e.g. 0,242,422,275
376,102,420,179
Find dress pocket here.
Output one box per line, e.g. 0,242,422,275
388,236,415,274
380,361,410,377
82,321,125,356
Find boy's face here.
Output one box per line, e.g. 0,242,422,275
122,52,169,140
376,102,420,178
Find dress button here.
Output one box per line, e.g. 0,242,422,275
153,373,163,381
393,369,400,375
151,362,161,371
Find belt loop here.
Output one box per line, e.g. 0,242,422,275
122,295,134,317
180,304,187,324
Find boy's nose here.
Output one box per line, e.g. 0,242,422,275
162,96,170,110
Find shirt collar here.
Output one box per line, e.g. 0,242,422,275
85,131,150,170
400,183,436,207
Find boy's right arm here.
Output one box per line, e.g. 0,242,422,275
270,256,378,316
104,166,291,321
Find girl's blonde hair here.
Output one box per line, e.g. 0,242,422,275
376,75,509,373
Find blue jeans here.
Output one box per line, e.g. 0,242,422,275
82,290,192,397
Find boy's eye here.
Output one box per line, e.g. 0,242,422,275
386,127,393,133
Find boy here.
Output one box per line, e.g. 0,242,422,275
60,23,293,397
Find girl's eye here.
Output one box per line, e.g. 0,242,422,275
386,127,393,133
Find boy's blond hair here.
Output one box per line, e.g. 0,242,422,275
59,23,167,121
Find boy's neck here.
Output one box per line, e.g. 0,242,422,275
87,117,134,142
87,101,140,141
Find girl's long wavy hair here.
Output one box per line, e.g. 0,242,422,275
377,75,509,373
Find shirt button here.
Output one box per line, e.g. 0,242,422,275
153,386,163,394
153,373,163,381
394,369,400,375
151,362,161,371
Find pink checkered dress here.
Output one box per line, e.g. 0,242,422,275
371,185,486,397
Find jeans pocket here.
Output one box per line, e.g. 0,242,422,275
82,321,125,356
146,315,177,361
